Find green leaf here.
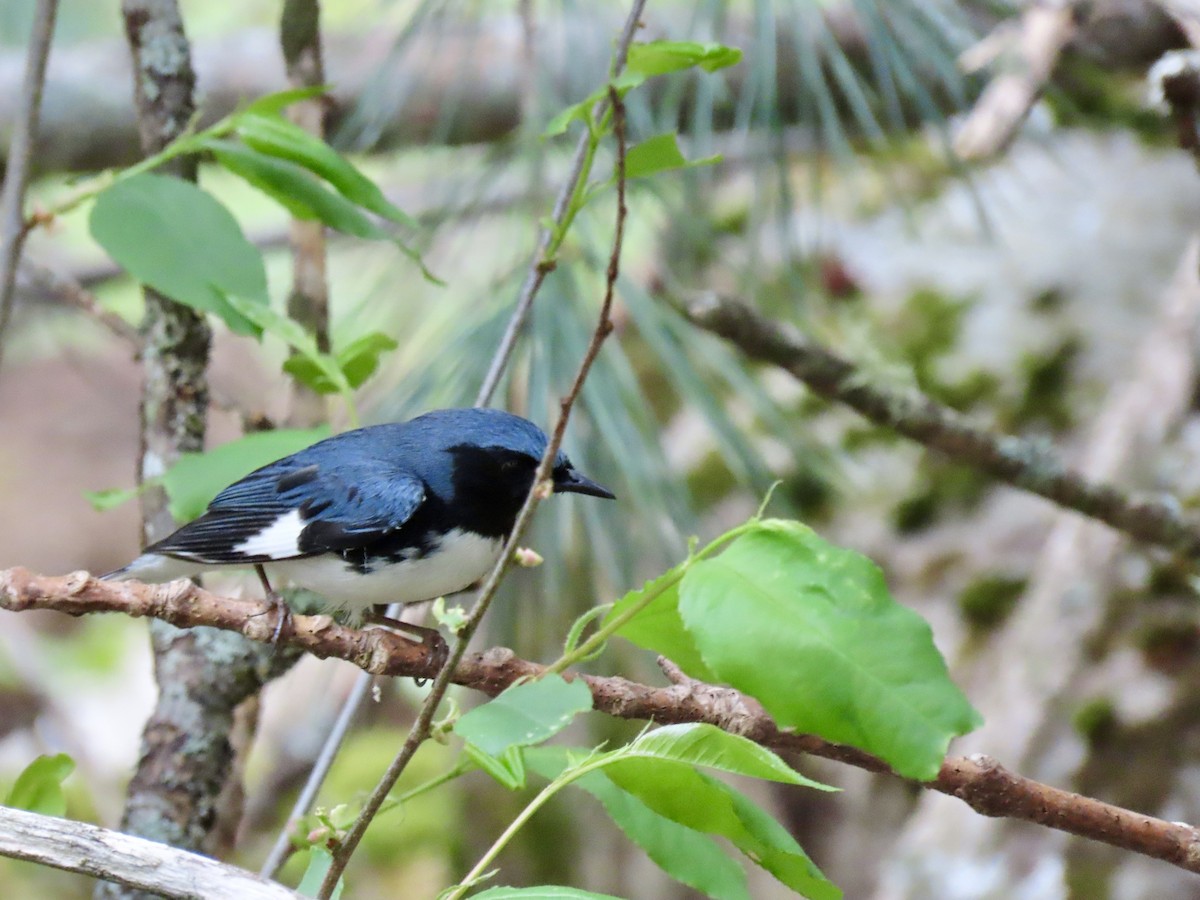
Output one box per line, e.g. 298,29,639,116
282,356,341,395
543,89,603,138
625,41,744,78
223,296,351,397
463,743,527,792
83,485,144,512
89,173,268,336
621,723,831,788
235,113,417,228
598,726,837,900
241,86,329,117
576,771,749,900
472,888,625,899
204,140,390,240
605,568,715,682
336,331,399,389
296,847,343,899
163,427,329,523
6,754,74,817
625,133,721,180
454,675,593,757
679,520,982,780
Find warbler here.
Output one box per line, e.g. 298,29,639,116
104,408,614,643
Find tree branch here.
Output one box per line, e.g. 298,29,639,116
102,5,302,899
679,293,1200,561
0,0,59,371
0,805,300,900
3,566,1200,877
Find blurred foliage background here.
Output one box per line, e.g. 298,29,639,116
2,0,1200,897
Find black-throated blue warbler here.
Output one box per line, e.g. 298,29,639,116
104,408,614,644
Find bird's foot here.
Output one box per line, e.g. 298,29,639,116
251,591,293,646
252,565,292,647
361,610,450,677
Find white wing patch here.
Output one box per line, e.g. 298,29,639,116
234,508,306,560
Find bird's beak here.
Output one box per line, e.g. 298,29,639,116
555,468,616,500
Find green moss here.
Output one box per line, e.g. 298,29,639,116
1146,560,1193,598
1030,286,1067,314
958,574,1027,629
892,462,992,534
1008,336,1081,432
1072,697,1117,747
893,491,939,534
1046,58,1169,145
783,467,836,521
685,450,738,507
893,288,971,386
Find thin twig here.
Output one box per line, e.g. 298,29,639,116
16,259,139,345
263,1,647,877
4,566,1200,877
473,0,645,407
682,293,1200,561
0,805,300,900
0,0,59,371
953,0,1080,161
316,87,629,899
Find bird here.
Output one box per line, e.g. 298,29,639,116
103,408,615,648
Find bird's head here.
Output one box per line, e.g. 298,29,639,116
413,408,614,537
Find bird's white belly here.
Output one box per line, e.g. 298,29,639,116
263,528,504,613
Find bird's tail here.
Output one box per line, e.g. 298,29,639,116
101,553,196,583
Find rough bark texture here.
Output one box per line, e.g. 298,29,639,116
96,3,300,898
5,566,1200,880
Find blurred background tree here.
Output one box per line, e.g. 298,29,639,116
1,0,1199,898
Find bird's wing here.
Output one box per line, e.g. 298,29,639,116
145,458,427,564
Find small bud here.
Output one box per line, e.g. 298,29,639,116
307,827,330,844
514,547,544,568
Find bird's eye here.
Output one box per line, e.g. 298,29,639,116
500,459,520,473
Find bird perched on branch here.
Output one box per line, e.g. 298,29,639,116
104,408,614,648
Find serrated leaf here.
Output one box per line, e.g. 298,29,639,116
205,140,390,240
621,724,831,788
626,41,744,78
605,568,715,681
679,520,982,780
336,331,399,389
89,173,268,336
235,114,417,228
597,726,837,900
576,771,749,900
296,847,343,899
163,427,329,523
454,675,593,757
6,754,75,817
625,133,720,179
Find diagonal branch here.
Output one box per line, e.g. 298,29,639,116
3,566,1200,877
0,0,59,371
680,293,1200,560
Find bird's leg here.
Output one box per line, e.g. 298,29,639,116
254,564,293,645
363,606,449,673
